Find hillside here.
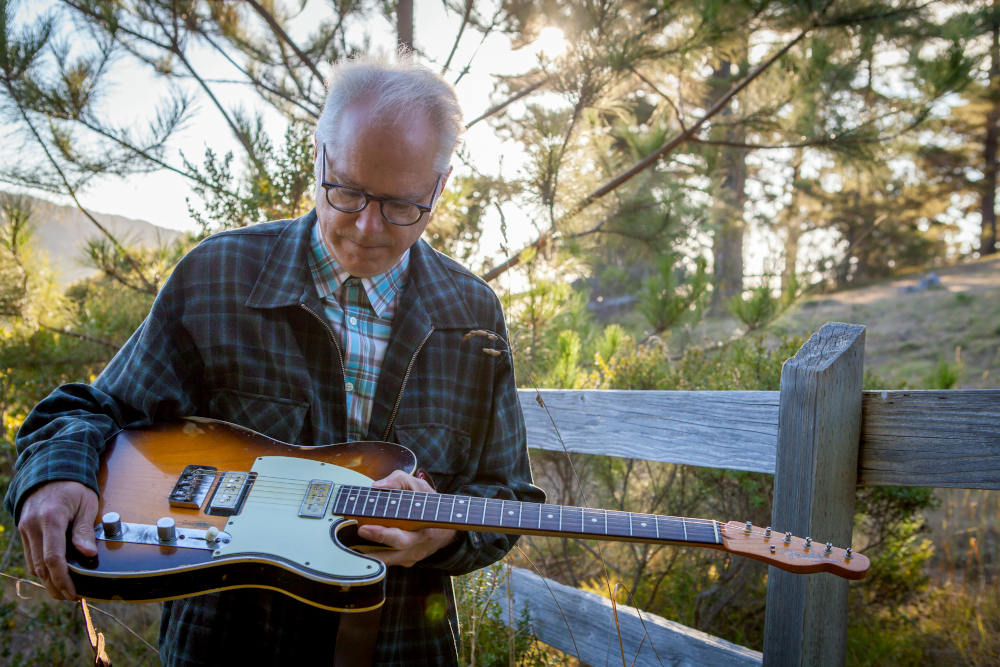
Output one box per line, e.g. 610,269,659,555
9,193,184,286
771,256,1000,390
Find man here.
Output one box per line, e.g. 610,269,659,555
5,57,543,665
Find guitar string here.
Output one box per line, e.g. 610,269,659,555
179,473,741,529
165,473,845,546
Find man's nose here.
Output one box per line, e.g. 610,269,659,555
355,202,384,232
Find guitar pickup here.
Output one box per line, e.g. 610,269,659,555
298,480,334,519
207,471,254,516
168,465,218,509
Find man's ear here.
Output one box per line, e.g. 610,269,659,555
437,166,453,200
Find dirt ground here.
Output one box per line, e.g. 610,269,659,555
771,255,1000,390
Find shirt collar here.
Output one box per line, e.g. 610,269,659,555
308,220,410,318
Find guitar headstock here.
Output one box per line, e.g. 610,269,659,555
720,521,870,580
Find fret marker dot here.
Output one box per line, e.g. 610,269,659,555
591,518,598,523
459,500,465,504
641,522,647,527
390,500,396,505
547,514,554,519
508,510,514,515
456,513,463,518
369,498,375,503
415,502,422,507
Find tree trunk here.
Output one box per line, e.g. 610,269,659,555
708,59,748,313
981,17,999,257
782,156,804,295
397,0,414,51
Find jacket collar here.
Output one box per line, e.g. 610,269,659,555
245,209,479,329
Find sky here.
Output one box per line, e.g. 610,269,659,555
42,1,566,237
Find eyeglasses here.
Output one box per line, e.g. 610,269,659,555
319,145,440,226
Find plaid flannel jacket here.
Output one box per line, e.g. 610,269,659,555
5,210,544,666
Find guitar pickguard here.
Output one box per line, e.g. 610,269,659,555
214,457,383,584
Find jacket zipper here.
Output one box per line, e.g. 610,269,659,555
299,303,349,433
382,328,433,441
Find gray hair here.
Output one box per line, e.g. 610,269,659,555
315,55,463,182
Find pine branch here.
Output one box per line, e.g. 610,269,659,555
465,77,549,128
243,0,323,84
36,323,119,351
481,25,815,283
4,81,158,294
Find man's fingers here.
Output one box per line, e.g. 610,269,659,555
41,516,78,599
370,470,435,493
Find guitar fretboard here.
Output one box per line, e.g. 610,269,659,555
331,485,720,546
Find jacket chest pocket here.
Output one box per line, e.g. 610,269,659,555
392,423,472,494
208,388,309,444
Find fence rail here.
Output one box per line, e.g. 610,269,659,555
503,322,1000,665
518,389,1000,488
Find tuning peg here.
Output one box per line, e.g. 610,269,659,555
784,531,792,543
764,526,772,538
845,547,854,560
744,521,753,534
824,542,833,554
804,537,812,549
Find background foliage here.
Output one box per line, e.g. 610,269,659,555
1,0,998,664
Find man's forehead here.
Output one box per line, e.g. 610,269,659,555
323,144,436,199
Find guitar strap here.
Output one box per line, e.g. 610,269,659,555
334,607,383,666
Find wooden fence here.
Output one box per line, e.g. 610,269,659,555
498,322,1000,666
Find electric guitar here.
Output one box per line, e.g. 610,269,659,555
67,418,870,612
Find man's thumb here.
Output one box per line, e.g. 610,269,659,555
71,494,98,556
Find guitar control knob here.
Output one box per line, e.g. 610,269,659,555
205,526,220,544
102,512,122,538
157,517,177,542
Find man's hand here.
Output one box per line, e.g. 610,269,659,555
17,480,99,600
356,470,457,567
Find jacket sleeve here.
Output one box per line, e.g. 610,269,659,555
418,319,545,576
4,266,204,523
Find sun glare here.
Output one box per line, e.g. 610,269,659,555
534,26,567,59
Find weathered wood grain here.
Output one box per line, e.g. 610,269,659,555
517,389,1000,488
763,323,866,667
499,566,763,666
518,389,780,473
859,390,1000,488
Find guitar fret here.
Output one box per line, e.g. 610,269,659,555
418,491,427,520
406,489,415,520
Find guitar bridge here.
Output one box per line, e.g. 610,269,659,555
168,465,218,509
207,471,255,516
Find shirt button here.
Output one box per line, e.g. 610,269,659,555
345,382,355,392
349,316,358,327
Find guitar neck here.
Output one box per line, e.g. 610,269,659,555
331,484,722,547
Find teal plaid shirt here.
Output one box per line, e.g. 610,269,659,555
6,210,543,666
308,221,408,441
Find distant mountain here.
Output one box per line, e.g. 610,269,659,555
8,193,185,286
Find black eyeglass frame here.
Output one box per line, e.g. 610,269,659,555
319,145,441,226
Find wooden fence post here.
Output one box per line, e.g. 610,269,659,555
763,322,866,666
